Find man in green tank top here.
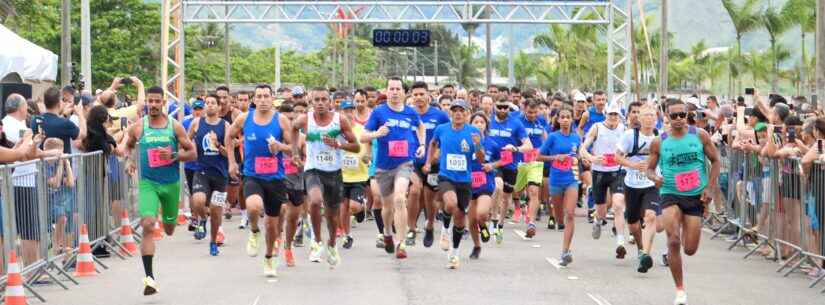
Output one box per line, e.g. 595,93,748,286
645,99,720,305
123,86,196,296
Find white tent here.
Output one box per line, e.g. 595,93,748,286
0,24,58,82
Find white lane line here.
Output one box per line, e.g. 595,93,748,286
251,295,261,305
512,229,529,241
587,293,613,305
545,256,562,269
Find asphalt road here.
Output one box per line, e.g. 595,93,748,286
33,212,824,305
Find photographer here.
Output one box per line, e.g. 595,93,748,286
41,87,86,154
98,76,145,142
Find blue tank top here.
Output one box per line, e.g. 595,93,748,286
194,118,229,178
582,107,606,134
242,110,285,181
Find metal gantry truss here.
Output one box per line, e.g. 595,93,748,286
161,0,631,106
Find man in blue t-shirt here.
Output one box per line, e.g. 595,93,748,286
361,77,426,259
423,99,483,270
487,99,532,243
40,87,85,154
517,100,548,238
406,81,449,248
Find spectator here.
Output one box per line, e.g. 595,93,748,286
41,87,86,154
2,94,28,143
98,76,145,141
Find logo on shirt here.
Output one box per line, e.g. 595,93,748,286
460,139,469,153
201,136,219,156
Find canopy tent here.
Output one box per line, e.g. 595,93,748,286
0,24,58,82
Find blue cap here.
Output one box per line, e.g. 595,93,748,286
340,100,355,110
192,100,205,109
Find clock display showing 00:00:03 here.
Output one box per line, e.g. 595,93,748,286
372,29,430,47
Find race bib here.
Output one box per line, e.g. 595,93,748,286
210,191,227,207
342,155,359,169
603,153,618,167
471,171,487,188
426,174,439,187
500,150,513,166
523,149,539,163
254,156,279,174
283,159,299,175
674,170,701,192
147,147,174,168
388,140,408,157
446,154,468,171
315,150,337,166
552,156,573,171
630,171,647,182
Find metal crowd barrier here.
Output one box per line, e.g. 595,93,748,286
711,146,825,292
0,151,139,302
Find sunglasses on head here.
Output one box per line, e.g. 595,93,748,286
669,112,688,120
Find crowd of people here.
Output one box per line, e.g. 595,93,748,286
2,76,825,305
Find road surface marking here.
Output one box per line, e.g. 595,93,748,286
587,293,613,305
567,276,579,280
512,229,529,241
545,257,562,269
532,244,541,248
251,295,261,305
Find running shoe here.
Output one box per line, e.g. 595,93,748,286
638,253,653,273
547,217,556,230
513,207,523,224
396,243,407,259
439,228,450,251
627,235,636,245
294,232,304,248
216,227,225,246
342,236,354,249
494,227,503,245
376,234,386,249
224,211,232,220
194,224,206,240
238,215,249,230
616,244,627,259
384,235,395,254
557,223,566,231
405,230,416,246
263,258,277,277
469,247,481,260
246,231,261,257
559,251,573,267
309,242,323,262
142,276,158,296
479,225,491,243
325,245,340,268
188,219,197,232
284,249,295,267
592,222,602,240
209,242,219,256
447,254,460,269
525,223,537,238
673,290,687,305
606,211,615,220
423,228,434,248
661,253,670,267
273,239,281,257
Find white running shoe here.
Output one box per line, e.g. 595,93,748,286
309,242,323,263
439,227,450,251
246,231,261,257
673,290,687,305
325,244,340,268
263,258,277,277
447,250,460,269
142,276,158,296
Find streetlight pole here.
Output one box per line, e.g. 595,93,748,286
658,0,668,100
816,0,824,108
60,0,71,87
81,0,91,90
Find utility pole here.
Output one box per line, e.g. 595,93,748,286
434,40,439,86
657,0,668,100
224,2,230,87
274,44,281,89
60,0,71,87
80,0,91,90
508,24,515,87
816,0,824,108
485,22,492,88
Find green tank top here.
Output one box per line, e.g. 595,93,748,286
658,127,708,196
139,116,179,184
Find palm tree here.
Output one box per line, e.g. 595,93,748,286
721,0,761,94
534,24,571,89
762,5,792,93
782,0,816,94
449,44,481,88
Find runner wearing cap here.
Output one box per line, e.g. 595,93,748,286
580,102,628,259
423,99,484,269
645,98,721,305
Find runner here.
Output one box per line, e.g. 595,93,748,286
616,103,663,272
122,86,197,295
361,77,426,259
278,103,305,267
488,98,532,244
537,105,581,267
187,94,231,256
467,112,499,259
407,81,449,248
423,99,483,269
226,84,293,277
580,103,628,259
646,98,721,305
516,99,548,238
290,87,360,268
339,100,370,250
182,100,204,235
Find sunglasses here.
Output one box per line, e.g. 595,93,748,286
608,112,620,116
669,112,688,120
496,104,510,110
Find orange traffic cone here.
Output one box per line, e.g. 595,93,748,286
152,218,163,241
119,211,138,255
74,224,96,277
216,226,225,246
176,209,187,226
4,250,28,305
